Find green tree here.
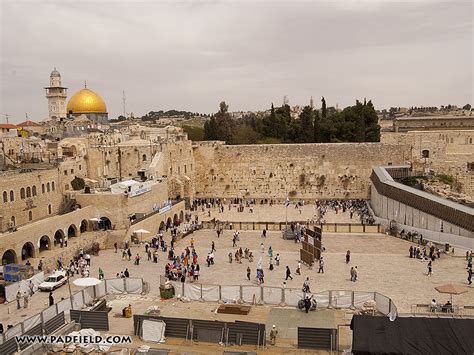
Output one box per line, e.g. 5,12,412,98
321,97,327,118
182,125,204,141
71,177,85,191
230,124,259,144
298,106,314,143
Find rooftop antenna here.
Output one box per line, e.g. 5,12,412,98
122,90,126,117
4,114,9,124
84,80,87,89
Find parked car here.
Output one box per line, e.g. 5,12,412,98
38,270,68,291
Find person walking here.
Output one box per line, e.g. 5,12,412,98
427,261,432,276
23,292,29,309
318,257,324,274
211,241,216,253
275,254,280,266
247,266,251,281
350,267,355,282
269,325,278,345
285,266,293,280
98,267,104,280
16,291,22,309
468,268,472,285
296,261,301,275
114,242,118,253
49,291,54,306
346,250,351,263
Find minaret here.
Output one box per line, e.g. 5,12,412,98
44,68,68,119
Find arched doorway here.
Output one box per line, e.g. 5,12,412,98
173,214,178,225
68,224,77,238
99,217,112,230
159,221,165,231
54,230,65,247
166,217,172,229
80,220,88,233
2,250,17,265
179,211,184,223
39,235,51,252
21,242,35,260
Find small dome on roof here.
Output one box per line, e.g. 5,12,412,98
50,68,61,77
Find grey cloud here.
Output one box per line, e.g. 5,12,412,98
0,0,472,122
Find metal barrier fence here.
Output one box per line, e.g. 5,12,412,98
170,282,397,317
321,223,381,233
202,220,380,233
0,277,144,351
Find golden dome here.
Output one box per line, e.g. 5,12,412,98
67,88,107,113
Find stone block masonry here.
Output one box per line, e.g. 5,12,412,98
193,143,411,200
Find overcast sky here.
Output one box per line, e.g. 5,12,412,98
0,0,472,122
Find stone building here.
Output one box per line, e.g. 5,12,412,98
44,68,67,120
66,85,108,125
0,168,64,232
381,130,473,197
393,116,474,132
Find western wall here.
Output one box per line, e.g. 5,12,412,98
193,142,412,200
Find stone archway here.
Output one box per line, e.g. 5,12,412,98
99,217,112,230
68,224,77,238
173,214,178,225
39,235,51,252
179,210,184,223
21,242,36,260
166,217,172,229
159,221,165,231
2,249,17,265
80,219,88,233
54,230,65,247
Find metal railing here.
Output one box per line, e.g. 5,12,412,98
170,281,397,317
0,277,145,348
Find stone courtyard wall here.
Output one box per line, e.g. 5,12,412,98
193,142,411,200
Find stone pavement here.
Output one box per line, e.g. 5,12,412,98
1,207,472,346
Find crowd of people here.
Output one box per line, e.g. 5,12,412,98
315,199,375,224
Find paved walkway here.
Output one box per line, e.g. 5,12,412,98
2,208,471,335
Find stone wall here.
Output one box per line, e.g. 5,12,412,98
75,181,169,230
193,142,411,200
0,168,64,232
381,130,473,197
85,139,195,202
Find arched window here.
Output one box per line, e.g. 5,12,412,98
26,186,31,198
11,216,15,226
142,154,147,161
52,182,55,191
20,188,26,199
32,186,37,196
10,190,15,201
48,204,52,214
28,211,33,221
47,183,50,192
42,184,45,193
3,191,7,203
421,150,430,159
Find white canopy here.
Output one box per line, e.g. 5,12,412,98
134,229,150,234
73,277,102,287
89,218,100,222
